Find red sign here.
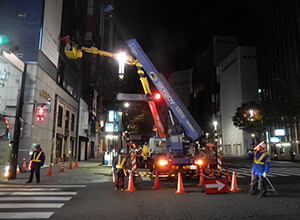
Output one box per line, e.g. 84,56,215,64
203,179,229,194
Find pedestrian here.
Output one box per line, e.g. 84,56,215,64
249,142,270,197
112,149,129,191
26,144,45,183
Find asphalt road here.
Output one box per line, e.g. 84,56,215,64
2,157,300,220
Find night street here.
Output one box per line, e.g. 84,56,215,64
1,157,300,220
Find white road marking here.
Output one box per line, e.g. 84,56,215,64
0,188,60,191
0,212,54,219
0,184,86,188
0,191,77,196
0,197,72,201
140,176,151,181
0,203,64,208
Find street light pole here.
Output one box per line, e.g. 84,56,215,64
213,121,218,167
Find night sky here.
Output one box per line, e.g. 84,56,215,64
114,0,254,77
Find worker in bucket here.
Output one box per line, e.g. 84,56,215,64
26,144,45,184
112,149,129,191
249,141,270,197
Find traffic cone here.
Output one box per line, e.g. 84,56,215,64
16,165,20,174
125,172,137,192
175,172,186,194
47,163,53,176
55,157,59,165
197,169,205,187
152,171,162,189
249,173,253,185
75,158,79,168
59,162,64,172
68,159,73,170
230,171,239,192
225,167,231,182
21,158,27,172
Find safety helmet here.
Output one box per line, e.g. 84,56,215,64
36,144,41,148
260,143,266,150
120,149,127,154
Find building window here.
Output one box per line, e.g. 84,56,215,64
71,113,75,131
58,106,63,127
65,110,70,130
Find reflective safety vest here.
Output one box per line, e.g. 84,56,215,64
254,151,268,164
115,155,126,169
32,151,43,162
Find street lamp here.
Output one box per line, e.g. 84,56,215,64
116,52,127,79
124,102,129,108
213,121,218,131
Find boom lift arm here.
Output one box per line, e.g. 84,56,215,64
104,5,204,141
61,37,165,137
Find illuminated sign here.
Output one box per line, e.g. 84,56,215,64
275,129,285,136
270,137,280,143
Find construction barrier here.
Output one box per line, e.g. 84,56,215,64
131,151,136,172
217,152,222,173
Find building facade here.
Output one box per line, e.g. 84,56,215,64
0,0,112,166
168,69,193,107
220,47,259,155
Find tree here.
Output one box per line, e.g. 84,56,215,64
232,101,265,135
127,102,154,136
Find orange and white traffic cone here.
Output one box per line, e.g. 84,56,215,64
125,172,137,192
16,165,20,174
152,171,162,189
59,162,64,172
21,158,27,172
68,159,73,170
175,172,186,194
47,163,53,176
55,157,59,165
230,171,239,192
225,167,231,182
75,158,79,168
197,169,205,187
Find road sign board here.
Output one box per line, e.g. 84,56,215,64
203,179,229,194
117,93,145,101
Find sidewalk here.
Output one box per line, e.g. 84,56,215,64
5,158,113,185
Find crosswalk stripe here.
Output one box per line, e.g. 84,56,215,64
0,203,64,208
0,188,61,191
0,197,72,201
0,212,54,219
0,184,86,188
140,176,151,181
0,192,77,196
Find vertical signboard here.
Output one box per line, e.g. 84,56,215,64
41,0,63,67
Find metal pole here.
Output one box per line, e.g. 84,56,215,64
10,64,27,179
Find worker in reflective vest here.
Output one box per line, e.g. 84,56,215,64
112,149,129,191
26,144,45,184
249,142,270,197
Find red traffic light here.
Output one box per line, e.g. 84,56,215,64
37,115,45,121
37,107,45,115
154,93,161,100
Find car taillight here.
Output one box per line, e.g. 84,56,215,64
194,159,203,165
158,159,168,166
